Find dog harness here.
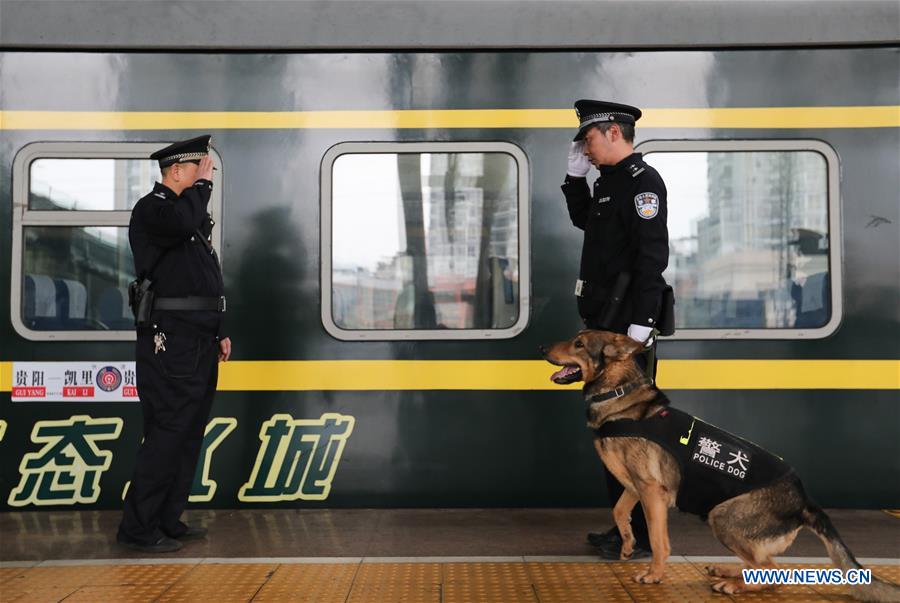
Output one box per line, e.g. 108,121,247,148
593,401,794,519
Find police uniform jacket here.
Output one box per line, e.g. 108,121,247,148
129,179,225,337
594,402,794,519
562,152,669,329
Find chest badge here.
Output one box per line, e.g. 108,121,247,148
634,192,659,219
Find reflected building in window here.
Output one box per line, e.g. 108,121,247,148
687,151,828,328
116,159,156,211
421,154,518,329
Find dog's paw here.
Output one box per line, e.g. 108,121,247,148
619,541,635,560
633,570,663,584
705,564,741,578
711,579,743,594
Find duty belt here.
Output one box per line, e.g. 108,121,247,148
574,279,597,298
155,296,226,312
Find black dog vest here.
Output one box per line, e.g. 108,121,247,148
594,403,794,519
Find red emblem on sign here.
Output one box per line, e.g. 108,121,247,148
96,366,123,392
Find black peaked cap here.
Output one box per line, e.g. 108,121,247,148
150,135,212,167
573,100,642,141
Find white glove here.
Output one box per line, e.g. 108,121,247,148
567,142,591,178
627,324,654,347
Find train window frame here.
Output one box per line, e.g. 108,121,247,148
635,138,842,340
320,141,531,341
11,141,224,342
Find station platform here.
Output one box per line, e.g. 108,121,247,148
1,508,898,602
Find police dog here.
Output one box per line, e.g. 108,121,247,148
542,330,900,602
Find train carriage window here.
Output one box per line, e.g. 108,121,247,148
321,142,530,340
11,142,223,341
636,139,841,339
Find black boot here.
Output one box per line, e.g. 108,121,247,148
116,532,183,553
587,526,651,560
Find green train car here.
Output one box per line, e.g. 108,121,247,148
0,0,897,512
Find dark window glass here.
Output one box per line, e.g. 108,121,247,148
22,226,135,330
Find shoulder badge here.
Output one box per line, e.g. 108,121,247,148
153,192,166,199
634,192,659,219
627,163,646,178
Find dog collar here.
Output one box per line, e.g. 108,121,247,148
586,377,653,403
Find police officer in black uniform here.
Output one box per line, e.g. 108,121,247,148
561,100,672,560
117,135,231,553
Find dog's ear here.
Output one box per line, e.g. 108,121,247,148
582,332,607,360
620,335,645,356
604,335,644,360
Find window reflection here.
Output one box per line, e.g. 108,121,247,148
22,226,134,330
29,159,157,210
647,151,829,329
332,152,519,330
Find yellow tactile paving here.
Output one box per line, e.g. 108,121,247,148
156,562,277,603
527,561,616,585
252,563,356,603
682,560,866,602
0,563,195,603
810,564,900,601
61,584,172,602
527,561,633,603
347,562,441,603
610,560,737,603
41,564,195,603
1,565,107,589
442,562,538,603
532,585,634,603
1,565,106,602
0,586,80,603
0,568,30,585
0,560,895,602
86,563,195,586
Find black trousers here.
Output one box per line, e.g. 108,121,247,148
119,328,219,544
584,318,655,546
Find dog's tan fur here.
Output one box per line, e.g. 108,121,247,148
543,330,900,601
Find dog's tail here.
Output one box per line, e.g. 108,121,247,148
801,504,900,602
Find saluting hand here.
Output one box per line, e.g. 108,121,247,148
567,142,592,177
196,155,215,182
218,337,232,362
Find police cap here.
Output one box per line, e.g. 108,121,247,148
150,135,212,168
573,100,642,141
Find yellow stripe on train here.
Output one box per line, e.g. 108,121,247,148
2,360,899,392
1,106,899,130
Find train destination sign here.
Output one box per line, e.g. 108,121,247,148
11,362,139,402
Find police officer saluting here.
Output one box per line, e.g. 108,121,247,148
561,100,674,559
118,135,230,553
